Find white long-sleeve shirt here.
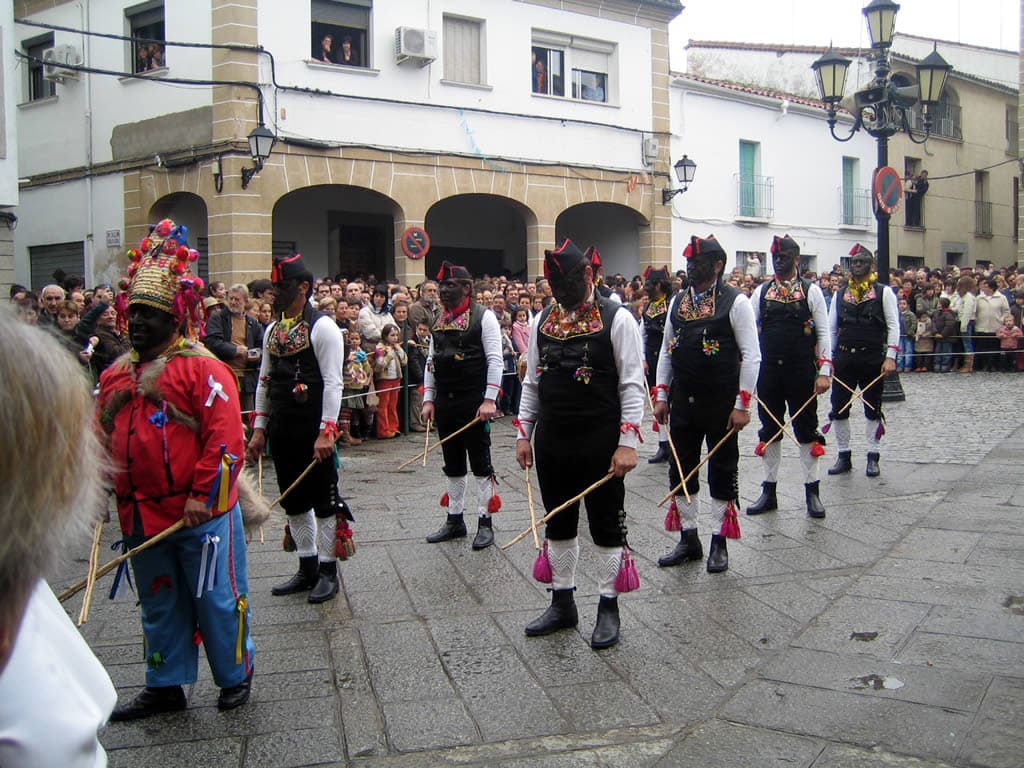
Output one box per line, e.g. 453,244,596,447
655,288,761,409
253,314,344,430
516,293,646,449
423,307,504,404
827,283,900,359
750,279,833,377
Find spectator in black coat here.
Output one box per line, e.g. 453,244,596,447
203,284,264,413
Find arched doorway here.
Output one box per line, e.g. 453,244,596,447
150,193,210,281
555,202,648,280
425,194,534,280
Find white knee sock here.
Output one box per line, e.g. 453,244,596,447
711,497,730,529
475,475,493,519
677,496,700,531
290,509,317,558
833,419,851,451
799,442,819,483
763,441,781,482
547,537,579,591
446,475,468,516
595,545,622,598
866,419,881,451
316,514,337,563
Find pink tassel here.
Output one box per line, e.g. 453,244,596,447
532,541,552,583
875,421,886,440
754,441,766,457
440,492,449,508
664,498,681,532
821,421,832,434
721,502,741,540
614,548,640,593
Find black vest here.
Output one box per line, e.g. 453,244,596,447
536,295,623,426
266,303,327,418
643,297,670,370
837,283,887,348
669,282,741,395
431,302,487,395
758,278,816,364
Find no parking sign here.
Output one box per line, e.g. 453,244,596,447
873,166,903,215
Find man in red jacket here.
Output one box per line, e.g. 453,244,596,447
97,219,254,720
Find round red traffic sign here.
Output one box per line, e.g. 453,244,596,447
401,227,430,260
873,166,903,215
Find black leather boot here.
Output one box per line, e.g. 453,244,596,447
657,528,703,567
590,596,620,649
647,442,670,464
706,534,729,573
217,670,253,710
827,450,853,475
525,588,578,636
805,481,826,518
308,560,339,604
271,555,319,595
426,514,467,543
471,516,494,550
745,481,778,515
109,686,187,721
865,452,881,477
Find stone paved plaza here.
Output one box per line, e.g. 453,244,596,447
56,371,1024,767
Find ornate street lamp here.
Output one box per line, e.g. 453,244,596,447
811,2,952,401
241,124,277,189
662,155,697,204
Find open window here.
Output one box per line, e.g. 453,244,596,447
127,1,165,73
532,31,614,104
23,33,56,101
311,0,370,67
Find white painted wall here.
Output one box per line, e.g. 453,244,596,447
1,8,20,208
668,80,877,274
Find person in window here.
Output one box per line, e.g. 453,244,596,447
316,33,335,64
580,73,605,102
148,43,164,69
533,57,546,94
906,170,928,227
338,35,360,66
136,44,152,72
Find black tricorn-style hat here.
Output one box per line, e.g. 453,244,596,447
582,245,602,270
771,235,800,255
271,252,312,284
543,238,589,280
436,260,473,282
848,243,874,259
682,235,726,261
643,266,671,283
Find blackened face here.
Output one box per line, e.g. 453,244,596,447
772,250,799,278
850,257,874,280
272,279,300,314
686,256,719,288
439,279,469,310
550,266,588,310
128,303,178,358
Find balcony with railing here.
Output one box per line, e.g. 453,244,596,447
908,101,962,141
735,174,774,220
975,201,993,237
840,187,873,227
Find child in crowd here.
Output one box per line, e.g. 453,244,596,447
498,319,520,417
405,321,431,432
932,297,958,373
341,330,373,444
897,297,917,372
373,323,406,438
511,307,531,356
914,310,935,372
996,314,1022,372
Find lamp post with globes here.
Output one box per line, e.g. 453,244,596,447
811,0,951,400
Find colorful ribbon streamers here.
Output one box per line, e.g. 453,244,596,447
235,595,248,664
195,533,220,598
108,540,134,599
207,444,238,511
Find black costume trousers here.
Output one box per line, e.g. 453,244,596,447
756,357,819,444
268,410,340,518
669,386,738,501
534,420,626,547
830,348,884,421
435,390,493,478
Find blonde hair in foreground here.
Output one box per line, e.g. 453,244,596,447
0,307,106,610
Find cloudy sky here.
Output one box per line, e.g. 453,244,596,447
671,0,1019,51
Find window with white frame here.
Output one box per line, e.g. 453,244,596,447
23,34,56,101
311,0,370,67
127,1,165,73
443,15,484,85
531,31,614,103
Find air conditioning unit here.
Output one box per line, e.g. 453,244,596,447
395,27,437,67
43,44,81,81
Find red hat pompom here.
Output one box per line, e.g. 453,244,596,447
117,277,131,291
172,260,187,275
128,248,142,263
176,245,189,261
127,263,138,277
140,238,153,253
154,219,173,237
187,248,200,263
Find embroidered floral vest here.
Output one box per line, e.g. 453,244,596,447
431,302,486,394
668,282,741,394
759,278,816,363
837,282,887,348
643,297,670,369
266,303,327,416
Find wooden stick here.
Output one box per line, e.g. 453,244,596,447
397,416,481,470
646,388,691,504
422,419,431,467
833,371,886,414
59,520,186,603
525,467,540,549
502,472,614,550
753,394,800,447
756,390,820,448
270,459,318,508
257,455,265,544
658,428,737,507
77,517,105,626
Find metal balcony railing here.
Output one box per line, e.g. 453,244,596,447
735,174,774,219
909,102,962,140
840,187,873,226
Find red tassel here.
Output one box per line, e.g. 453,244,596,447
614,548,640,593
440,492,449,508
193,630,203,647
875,421,886,440
664,498,681,532
652,420,659,433
488,494,502,513
754,441,766,457
721,502,741,540
810,442,826,457
282,523,296,552
532,541,552,583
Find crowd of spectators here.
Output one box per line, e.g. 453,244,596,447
9,257,1022,442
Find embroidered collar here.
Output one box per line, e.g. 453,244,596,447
765,277,805,302
846,273,878,304
540,293,603,339
442,297,470,323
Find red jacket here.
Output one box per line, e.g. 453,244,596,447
98,346,244,536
